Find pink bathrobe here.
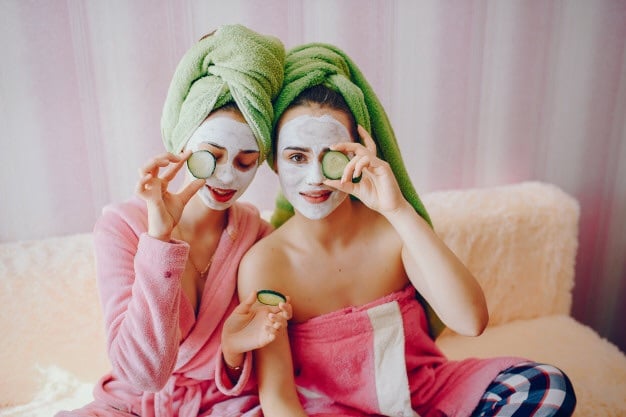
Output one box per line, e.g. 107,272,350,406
56,198,271,417
289,285,525,417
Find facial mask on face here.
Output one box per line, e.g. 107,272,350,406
276,114,351,220
185,117,259,210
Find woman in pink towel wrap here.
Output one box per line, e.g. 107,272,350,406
56,25,291,417
238,43,577,417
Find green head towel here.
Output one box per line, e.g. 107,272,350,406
161,24,285,162
270,43,445,338
270,43,431,228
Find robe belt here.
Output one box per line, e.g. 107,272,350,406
153,374,204,417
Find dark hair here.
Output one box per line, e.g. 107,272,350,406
279,85,359,141
215,101,240,113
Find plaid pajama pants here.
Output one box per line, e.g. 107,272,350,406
471,362,576,417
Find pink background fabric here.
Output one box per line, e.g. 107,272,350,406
1,1,625,354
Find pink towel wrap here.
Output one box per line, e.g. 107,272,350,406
289,286,524,417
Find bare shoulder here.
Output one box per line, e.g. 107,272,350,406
238,228,292,296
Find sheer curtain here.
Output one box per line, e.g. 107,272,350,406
1,0,625,353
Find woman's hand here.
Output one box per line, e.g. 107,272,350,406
135,150,204,241
324,125,406,214
221,292,293,367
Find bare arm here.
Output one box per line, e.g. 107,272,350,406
326,126,488,336
384,201,488,336
237,247,307,416
255,328,307,417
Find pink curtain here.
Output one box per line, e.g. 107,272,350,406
1,0,625,354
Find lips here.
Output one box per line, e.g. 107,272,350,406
208,185,237,203
300,189,332,204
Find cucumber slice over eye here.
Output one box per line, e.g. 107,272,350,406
321,150,361,183
322,150,348,180
256,289,287,306
187,150,216,179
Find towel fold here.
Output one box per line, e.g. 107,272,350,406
269,43,444,338
161,24,285,161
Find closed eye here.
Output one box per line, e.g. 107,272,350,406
235,151,260,171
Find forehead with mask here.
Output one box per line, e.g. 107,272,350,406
185,106,260,211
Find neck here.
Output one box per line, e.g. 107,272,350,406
293,197,359,247
177,194,229,239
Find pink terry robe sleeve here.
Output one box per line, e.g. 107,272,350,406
214,348,253,395
93,203,190,391
71,199,273,416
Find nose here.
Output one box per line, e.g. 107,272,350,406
306,161,325,185
215,162,234,185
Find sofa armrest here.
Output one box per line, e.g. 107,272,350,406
422,182,580,327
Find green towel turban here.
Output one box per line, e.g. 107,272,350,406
161,24,285,162
269,43,444,338
270,43,432,228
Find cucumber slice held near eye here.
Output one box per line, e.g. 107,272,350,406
187,150,216,179
256,289,287,306
321,150,361,183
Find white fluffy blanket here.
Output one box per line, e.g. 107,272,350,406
1,182,625,416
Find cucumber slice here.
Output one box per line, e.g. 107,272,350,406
322,150,348,180
187,150,216,179
256,289,286,306
321,150,361,183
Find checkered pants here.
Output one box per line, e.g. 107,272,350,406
471,362,576,417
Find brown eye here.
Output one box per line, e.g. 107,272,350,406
288,153,306,164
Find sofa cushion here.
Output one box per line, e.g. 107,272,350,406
0,233,109,406
437,315,626,417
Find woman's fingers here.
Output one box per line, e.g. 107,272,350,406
234,292,258,314
351,154,372,180
139,152,182,178
162,150,192,182
340,154,371,184
331,125,377,155
136,151,192,200
135,173,154,195
177,178,205,206
331,141,363,154
261,296,292,334
278,296,293,320
358,125,377,153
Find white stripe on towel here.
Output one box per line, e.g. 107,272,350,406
367,301,420,417
296,385,324,399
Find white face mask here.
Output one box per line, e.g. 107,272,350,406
276,114,350,220
185,116,259,210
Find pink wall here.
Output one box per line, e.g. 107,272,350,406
1,0,625,353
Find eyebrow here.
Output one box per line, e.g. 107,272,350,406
205,142,259,153
282,146,309,152
205,141,225,150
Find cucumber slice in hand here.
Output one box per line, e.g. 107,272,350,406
187,150,216,179
321,150,361,183
257,289,287,306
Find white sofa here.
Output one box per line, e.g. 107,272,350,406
1,182,625,416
